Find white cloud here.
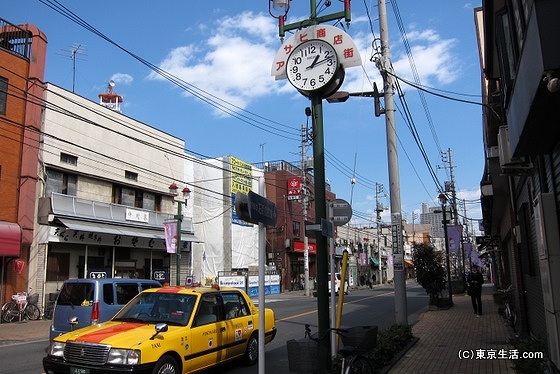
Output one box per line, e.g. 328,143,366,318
148,12,280,115
148,12,461,115
391,28,459,86
110,73,134,85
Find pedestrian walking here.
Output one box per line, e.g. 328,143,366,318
467,265,484,316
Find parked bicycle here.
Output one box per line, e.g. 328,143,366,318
498,285,517,333
1,291,41,323
43,291,59,319
287,324,375,374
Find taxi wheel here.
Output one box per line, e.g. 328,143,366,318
152,355,179,374
242,333,258,366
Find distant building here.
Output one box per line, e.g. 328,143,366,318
420,202,445,239
255,160,335,292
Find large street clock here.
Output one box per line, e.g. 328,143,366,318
286,39,345,98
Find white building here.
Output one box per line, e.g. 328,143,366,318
31,83,195,302
31,83,261,306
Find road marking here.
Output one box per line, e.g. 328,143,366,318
275,290,395,322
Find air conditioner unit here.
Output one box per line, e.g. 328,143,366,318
497,126,533,173
305,157,314,171
487,146,499,159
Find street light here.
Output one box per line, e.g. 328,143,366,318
438,192,453,304
325,83,385,117
169,183,191,286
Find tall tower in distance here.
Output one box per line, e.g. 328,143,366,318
98,80,123,112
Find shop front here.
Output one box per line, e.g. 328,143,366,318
37,193,199,301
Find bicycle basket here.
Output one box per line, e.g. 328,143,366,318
27,293,39,305
287,339,319,373
339,325,378,353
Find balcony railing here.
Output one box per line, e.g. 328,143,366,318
0,18,32,60
50,192,194,232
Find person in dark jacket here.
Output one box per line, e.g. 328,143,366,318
467,265,484,316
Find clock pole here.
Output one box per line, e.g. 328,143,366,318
269,1,360,372
309,92,331,370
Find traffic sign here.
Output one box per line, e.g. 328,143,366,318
328,198,352,226
235,191,277,226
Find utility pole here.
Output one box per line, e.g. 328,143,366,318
442,148,464,279
375,183,384,284
301,121,311,297
442,148,459,225
377,0,408,325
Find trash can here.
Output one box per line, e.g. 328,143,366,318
339,325,378,353
286,339,319,373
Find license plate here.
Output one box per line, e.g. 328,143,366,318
70,367,90,374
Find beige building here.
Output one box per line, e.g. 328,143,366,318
33,83,196,303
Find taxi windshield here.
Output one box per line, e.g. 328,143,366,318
113,292,197,326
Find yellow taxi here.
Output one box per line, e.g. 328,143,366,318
43,285,276,374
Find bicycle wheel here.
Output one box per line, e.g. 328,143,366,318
345,355,373,374
2,302,19,323
506,305,517,331
24,304,41,320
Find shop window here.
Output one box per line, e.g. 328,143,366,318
46,253,70,281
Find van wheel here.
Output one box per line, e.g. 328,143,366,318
242,333,258,365
152,355,179,374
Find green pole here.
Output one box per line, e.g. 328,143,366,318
311,92,330,372
176,201,182,286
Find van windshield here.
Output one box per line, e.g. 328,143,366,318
113,293,198,326
57,283,94,307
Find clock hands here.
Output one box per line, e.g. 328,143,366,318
306,56,332,70
306,55,320,70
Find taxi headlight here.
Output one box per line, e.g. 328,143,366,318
48,342,66,357
107,348,141,365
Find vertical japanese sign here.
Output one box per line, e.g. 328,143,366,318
230,156,253,226
391,213,404,271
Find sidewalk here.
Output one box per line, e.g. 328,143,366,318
389,284,516,373
0,317,50,346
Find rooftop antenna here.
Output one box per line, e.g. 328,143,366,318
57,44,87,93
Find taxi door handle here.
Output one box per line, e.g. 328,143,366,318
220,327,226,332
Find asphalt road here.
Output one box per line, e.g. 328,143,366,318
0,283,428,374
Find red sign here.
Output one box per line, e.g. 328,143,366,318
14,259,25,274
293,241,316,255
287,178,302,200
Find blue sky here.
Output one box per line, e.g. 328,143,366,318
4,0,484,233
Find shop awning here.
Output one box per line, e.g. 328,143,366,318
370,257,379,265
58,218,201,242
0,221,22,257
404,260,414,267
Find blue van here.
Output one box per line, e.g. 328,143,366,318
49,278,161,341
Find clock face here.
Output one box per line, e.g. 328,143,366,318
286,39,339,93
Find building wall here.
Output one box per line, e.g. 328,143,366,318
0,20,47,303
28,83,189,304
478,1,560,368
